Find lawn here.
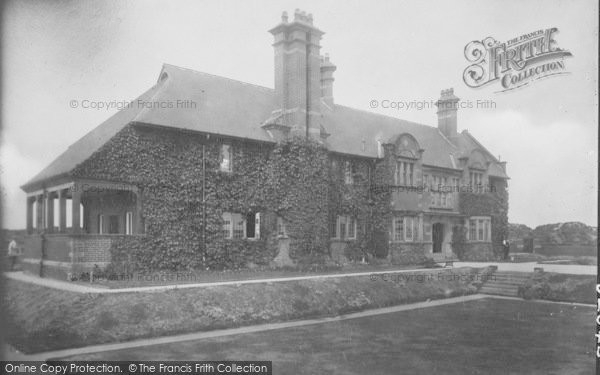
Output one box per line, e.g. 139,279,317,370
62,298,594,374
5,267,486,353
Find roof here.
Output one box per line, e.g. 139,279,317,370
23,83,164,189
22,63,508,190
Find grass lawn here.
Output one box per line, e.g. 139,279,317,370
6,268,485,353
62,298,594,374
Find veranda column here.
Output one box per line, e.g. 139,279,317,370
58,189,67,232
26,197,33,233
36,195,44,231
46,193,54,233
71,190,81,233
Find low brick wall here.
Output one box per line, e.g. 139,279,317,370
22,234,134,280
72,235,114,263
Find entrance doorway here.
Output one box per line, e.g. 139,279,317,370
432,223,444,254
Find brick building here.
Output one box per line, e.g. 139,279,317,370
21,10,508,279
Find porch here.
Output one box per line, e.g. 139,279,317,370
22,179,144,279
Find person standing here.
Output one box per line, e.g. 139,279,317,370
502,239,510,260
7,239,18,271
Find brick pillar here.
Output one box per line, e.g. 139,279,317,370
46,193,54,233
26,197,34,233
58,189,67,232
72,190,81,233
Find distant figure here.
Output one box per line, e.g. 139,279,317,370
7,239,18,271
502,239,510,260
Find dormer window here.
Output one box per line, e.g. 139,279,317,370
220,144,232,172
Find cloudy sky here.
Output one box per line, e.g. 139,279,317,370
1,0,597,229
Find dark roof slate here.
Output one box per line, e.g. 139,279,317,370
22,63,507,190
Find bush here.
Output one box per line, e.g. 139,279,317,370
518,272,594,304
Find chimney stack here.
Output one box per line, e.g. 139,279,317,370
267,10,324,140
435,88,460,140
320,53,336,107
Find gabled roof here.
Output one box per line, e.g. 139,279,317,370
22,83,164,189
22,63,508,191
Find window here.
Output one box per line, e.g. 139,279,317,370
220,144,232,172
347,217,356,239
98,214,104,234
470,171,483,187
477,219,484,241
222,213,232,238
344,161,353,185
395,161,414,186
405,217,414,241
393,217,404,242
233,214,245,239
452,177,460,190
222,212,260,239
483,220,490,242
125,212,133,235
245,212,260,239
276,216,287,237
429,174,454,208
392,216,418,242
331,215,357,240
467,217,491,242
469,219,477,240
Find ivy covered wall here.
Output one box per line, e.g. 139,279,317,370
457,181,509,260
72,125,380,271
71,123,508,270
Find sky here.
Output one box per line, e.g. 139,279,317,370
1,0,598,229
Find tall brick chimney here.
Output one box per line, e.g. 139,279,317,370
268,10,323,139
435,88,460,140
320,53,336,107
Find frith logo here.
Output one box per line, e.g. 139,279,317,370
463,28,572,92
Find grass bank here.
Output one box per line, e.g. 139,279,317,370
6,267,484,353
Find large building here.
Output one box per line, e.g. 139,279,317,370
21,10,508,279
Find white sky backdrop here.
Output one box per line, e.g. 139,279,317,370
1,0,598,229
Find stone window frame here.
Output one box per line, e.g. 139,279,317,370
466,216,491,242
392,216,419,243
427,174,454,209
222,212,261,240
331,215,357,241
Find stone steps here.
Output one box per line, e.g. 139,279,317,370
479,271,533,297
